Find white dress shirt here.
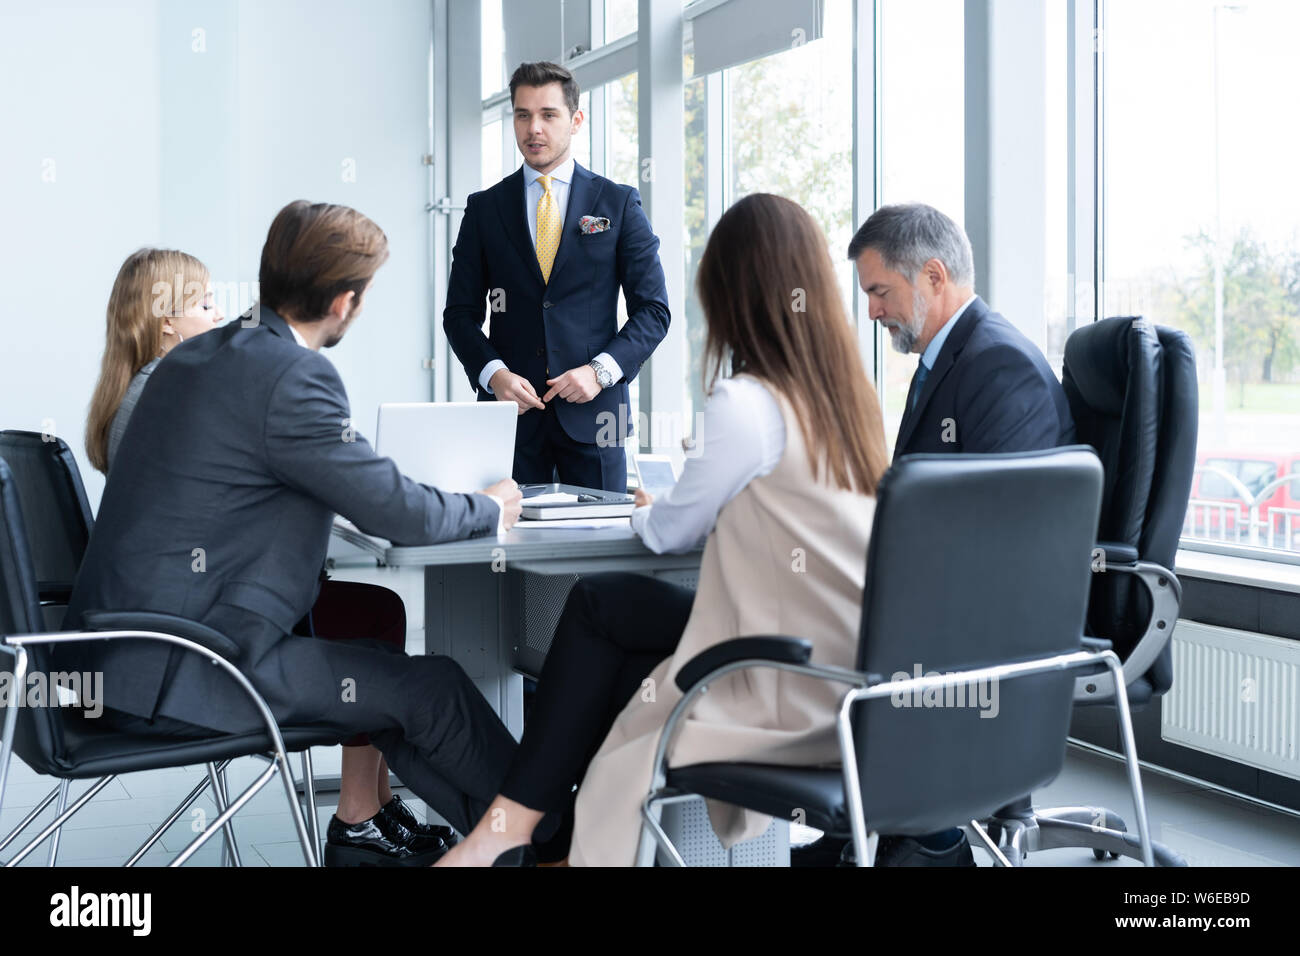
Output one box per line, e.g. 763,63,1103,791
919,294,978,372
479,155,622,395
631,376,786,554
287,316,507,534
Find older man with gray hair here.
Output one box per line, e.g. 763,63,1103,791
850,202,1074,457
810,203,1075,868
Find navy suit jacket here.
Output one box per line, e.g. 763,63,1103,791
895,297,1075,456
64,309,499,728
443,162,670,444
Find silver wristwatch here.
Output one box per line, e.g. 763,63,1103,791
589,359,614,389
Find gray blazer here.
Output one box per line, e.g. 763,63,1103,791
105,357,159,473
65,308,499,728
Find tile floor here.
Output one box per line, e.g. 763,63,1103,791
2,743,1297,866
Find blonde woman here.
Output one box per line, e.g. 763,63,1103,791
86,249,224,473
84,248,450,865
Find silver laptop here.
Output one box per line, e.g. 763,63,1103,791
375,402,516,493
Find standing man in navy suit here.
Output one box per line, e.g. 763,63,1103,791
444,61,670,492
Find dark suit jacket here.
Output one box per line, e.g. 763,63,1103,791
64,309,498,728
895,297,1075,455
442,162,670,444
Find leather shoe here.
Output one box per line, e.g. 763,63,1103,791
791,836,849,867
324,810,448,867
381,794,459,850
491,844,537,867
862,832,977,867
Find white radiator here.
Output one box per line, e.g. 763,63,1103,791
1162,620,1300,780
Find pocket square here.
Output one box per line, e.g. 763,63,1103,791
579,215,611,235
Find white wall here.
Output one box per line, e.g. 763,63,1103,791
0,0,434,507
0,0,162,505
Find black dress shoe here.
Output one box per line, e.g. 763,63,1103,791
491,844,537,867
791,836,850,868
381,794,459,850
324,810,448,867
865,832,977,867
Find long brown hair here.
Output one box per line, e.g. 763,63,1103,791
697,193,889,494
85,248,210,473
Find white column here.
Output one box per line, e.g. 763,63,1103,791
443,0,483,401
637,0,686,456
965,0,1050,350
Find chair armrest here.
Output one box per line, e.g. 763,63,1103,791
81,610,241,660
1075,560,1182,703
1095,541,1139,565
674,636,813,693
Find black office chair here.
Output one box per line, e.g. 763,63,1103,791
0,430,341,865
0,458,336,866
0,432,94,629
635,448,1156,867
984,317,1197,866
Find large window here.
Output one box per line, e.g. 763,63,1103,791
678,0,853,426
1105,0,1300,557
482,0,505,98
466,0,1298,566
724,0,853,258
603,0,637,44
878,0,965,451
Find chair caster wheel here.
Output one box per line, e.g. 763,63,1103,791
1093,848,1118,861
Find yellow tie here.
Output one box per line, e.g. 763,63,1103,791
535,175,560,283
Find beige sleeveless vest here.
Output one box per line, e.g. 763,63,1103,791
570,375,876,866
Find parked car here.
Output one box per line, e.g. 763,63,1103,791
1186,451,1300,549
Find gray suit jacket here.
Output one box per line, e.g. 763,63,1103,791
106,357,159,472
65,308,499,728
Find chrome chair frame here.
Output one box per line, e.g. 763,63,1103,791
636,648,1153,868
985,560,1186,866
1,736,326,867
0,629,320,867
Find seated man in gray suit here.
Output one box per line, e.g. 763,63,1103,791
64,200,523,864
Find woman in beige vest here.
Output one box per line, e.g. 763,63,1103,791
439,193,889,867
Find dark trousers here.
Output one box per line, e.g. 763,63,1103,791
513,403,628,492
101,602,517,837
501,572,695,857
295,579,406,747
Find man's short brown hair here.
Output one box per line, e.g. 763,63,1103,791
258,200,389,321
509,61,580,114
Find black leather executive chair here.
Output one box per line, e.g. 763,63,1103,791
984,317,1198,866
635,448,1156,867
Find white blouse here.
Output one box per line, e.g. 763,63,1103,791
630,376,786,554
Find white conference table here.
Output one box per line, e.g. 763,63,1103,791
334,520,703,737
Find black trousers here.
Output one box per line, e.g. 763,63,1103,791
101,603,517,837
296,580,407,747
501,572,696,855
512,402,628,492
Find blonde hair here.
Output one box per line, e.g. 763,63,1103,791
86,248,210,473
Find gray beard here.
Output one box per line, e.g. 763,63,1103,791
886,289,929,354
